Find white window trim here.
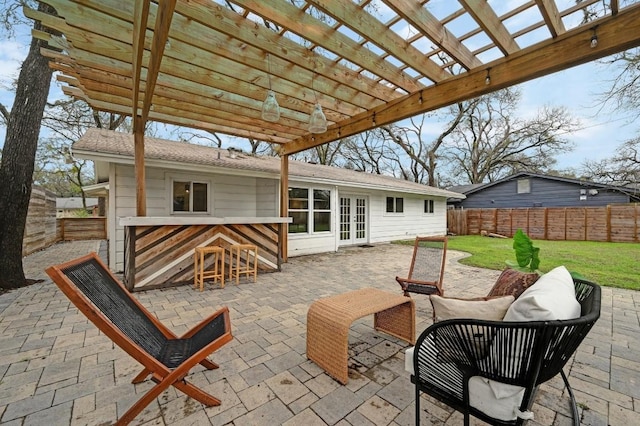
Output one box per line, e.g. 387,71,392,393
288,186,333,236
423,199,435,214
517,178,531,194
167,173,212,215
385,196,405,215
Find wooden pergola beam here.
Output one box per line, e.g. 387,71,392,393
460,0,520,55
385,0,482,70
536,0,566,38
131,0,176,216
132,0,149,120
228,0,424,93
281,3,640,155
172,1,400,103
307,0,450,84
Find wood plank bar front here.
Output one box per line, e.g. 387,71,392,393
120,217,291,290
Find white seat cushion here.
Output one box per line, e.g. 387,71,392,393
469,376,525,421
405,346,415,375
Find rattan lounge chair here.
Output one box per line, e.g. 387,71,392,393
45,252,233,425
409,278,601,426
396,236,448,297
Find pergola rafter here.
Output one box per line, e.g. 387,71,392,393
26,0,640,217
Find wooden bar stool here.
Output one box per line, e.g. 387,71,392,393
194,246,225,291
229,244,258,284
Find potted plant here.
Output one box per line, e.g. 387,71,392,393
487,229,541,298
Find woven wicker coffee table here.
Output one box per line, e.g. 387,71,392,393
306,288,415,384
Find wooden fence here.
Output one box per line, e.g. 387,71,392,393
23,186,58,256
447,204,640,243
57,217,107,241
23,186,107,256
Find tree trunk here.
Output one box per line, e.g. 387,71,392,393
0,4,58,289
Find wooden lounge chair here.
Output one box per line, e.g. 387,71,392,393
396,236,448,297
45,252,233,425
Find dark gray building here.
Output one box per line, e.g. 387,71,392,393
448,173,640,209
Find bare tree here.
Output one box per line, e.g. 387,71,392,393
35,99,128,205
581,136,640,186
598,48,640,121
0,2,60,289
309,141,343,165
379,102,473,186
339,131,392,174
177,130,224,147
443,88,579,184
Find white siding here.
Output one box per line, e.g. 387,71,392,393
113,165,166,271
256,178,278,216
367,191,447,243
111,165,280,271
288,233,336,256
106,164,449,267
213,174,258,216
285,186,447,258
286,181,338,256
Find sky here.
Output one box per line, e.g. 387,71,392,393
0,5,638,174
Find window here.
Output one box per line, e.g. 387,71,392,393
288,187,332,234
517,178,531,194
313,189,331,232
288,188,308,233
172,181,208,213
424,199,434,214
386,196,404,213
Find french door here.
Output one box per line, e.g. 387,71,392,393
339,196,368,245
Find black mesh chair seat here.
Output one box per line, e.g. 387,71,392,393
396,236,448,298
411,278,601,426
46,252,233,425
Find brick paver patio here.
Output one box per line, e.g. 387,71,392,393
0,240,638,425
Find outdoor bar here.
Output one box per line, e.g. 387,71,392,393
119,216,291,291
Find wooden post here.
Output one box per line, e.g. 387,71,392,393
606,205,612,242
279,155,289,262
134,118,146,217
124,226,136,291
509,209,515,237
584,207,588,241
493,208,498,234
635,204,639,243
543,207,548,240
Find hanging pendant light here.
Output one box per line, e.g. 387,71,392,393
308,73,327,133
262,90,280,122
308,103,327,133
261,54,280,122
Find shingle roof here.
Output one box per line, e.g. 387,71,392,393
56,197,99,209
462,172,637,197
447,184,484,195
74,128,463,198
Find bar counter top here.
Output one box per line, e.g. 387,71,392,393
119,216,292,226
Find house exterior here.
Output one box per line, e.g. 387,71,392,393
447,172,640,209
56,197,99,217
74,129,463,273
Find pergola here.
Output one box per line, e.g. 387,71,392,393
29,0,640,221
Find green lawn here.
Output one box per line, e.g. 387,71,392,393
394,236,640,290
